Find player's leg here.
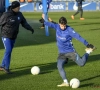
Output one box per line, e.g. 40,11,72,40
62,52,88,67
71,5,80,20
57,54,69,87
74,47,95,66
42,11,48,28
0,37,15,73
80,8,83,18
41,6,49,28
79,5,84,20
41,23,45,28
39,3,49,29
73,10,79,16
74,53,89,66
39,18,45,28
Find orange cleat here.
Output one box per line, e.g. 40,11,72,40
80,18,85,20
71,15,74,20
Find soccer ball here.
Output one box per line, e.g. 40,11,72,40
31,66,40,75
70,78,80,88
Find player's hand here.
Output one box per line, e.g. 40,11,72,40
31,28,34,34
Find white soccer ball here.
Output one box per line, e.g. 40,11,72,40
31,66,40,75
70,78,80,88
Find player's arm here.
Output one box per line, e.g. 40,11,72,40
44,21,57,29
69,28,89,46
20,13,34,34
0,13,7,26
42,14,57,29
69,28,95,49
48,17,57,24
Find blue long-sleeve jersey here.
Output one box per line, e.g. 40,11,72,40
44,21,89,53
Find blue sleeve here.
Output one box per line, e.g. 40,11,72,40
69,28,89,46
44,21,57,30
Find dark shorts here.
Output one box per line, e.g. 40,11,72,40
57,52,77,61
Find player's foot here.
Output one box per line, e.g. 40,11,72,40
4,69,12,74
71,15,74,20
40,26,44,29
57,82,69,87
0,67,12,74
85,48,93,54
80,18,85,20
85,47,96,54
0,66,4,71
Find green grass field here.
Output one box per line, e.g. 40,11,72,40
0,11,100,90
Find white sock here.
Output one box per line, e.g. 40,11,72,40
86,50,91,54
86,52,90,54
63,79,69,84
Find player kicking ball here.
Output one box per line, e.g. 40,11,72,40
42,14,96,87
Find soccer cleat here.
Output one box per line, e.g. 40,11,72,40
0,66,4,71
71,15,74,20
40,26,44,29
3,69,12,74
0,67,12,74
80,18,85,20
57,82,69,87
85,47,96,54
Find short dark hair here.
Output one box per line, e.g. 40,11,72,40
59,17,67,25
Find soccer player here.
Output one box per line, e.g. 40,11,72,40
39,0,52,28
71,0,85,20
0,1,34,74
42,14,96,87
0,0,5,17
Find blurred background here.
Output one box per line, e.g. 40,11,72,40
9,0,100,12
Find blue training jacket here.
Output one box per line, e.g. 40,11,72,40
44,21,89,53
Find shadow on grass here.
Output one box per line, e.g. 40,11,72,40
80,75,100,82
79,83,94,88
90,28,100,31
0,54,100,81
0,63,56,81
79,75,100,88
80,22,100,26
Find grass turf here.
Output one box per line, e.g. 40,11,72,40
0,11,100,90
